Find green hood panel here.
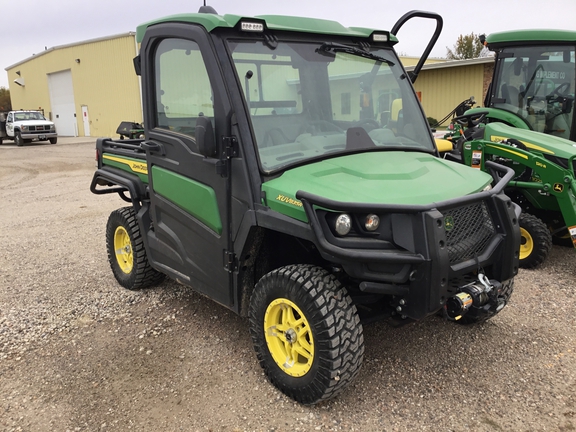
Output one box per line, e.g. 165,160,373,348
263,152,492,222
484,122,576,159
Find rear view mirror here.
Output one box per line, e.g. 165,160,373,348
196,116,217,158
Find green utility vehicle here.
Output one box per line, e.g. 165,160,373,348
91,7,520,404
447,31,576,268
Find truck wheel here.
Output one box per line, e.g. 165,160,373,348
105,206,165,290
49,137,57,144
15,131,23,146
249,264,364,405
519,213,552,269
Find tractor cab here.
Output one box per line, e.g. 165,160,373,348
484,30,576,141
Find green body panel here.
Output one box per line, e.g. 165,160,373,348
463,123,576,235
136,13,397,44
263,152,492,222
487,29,576,47
484,122,576,159
151,166,222,234
102,153,149,184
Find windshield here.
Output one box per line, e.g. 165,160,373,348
14,111,46,121
228,40,434,172
491,45,575,139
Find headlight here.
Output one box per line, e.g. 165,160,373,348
483,184,493,191
21,126,28,131
365,214,380,231
335,214,352,236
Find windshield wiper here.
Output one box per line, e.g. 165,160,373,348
318,42,394,66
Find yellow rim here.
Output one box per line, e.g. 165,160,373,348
264,298,314,377
519,227,533,260
114,226,133,274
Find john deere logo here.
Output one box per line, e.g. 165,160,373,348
444,216,455,231
553,183,564,192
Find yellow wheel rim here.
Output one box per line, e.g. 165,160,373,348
519,227,533,260
264,298,314,377
114,226,133,274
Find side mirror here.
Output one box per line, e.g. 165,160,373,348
196,116,217,158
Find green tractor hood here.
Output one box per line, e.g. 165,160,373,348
483,122,576,159
262,152,492,222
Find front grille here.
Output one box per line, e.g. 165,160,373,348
443,202,495,264
30,125,50,132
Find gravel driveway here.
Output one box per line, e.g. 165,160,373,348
1,139,575,431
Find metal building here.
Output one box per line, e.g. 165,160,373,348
6,33,142,138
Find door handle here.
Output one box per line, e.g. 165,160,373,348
141,141,165,155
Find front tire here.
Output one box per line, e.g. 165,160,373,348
49,137,57,144
249,265,364,405
14,131,23,146
105,206,165,290
519,213,552,269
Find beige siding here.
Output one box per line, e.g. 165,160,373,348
7,34,141,137
413,64,485,126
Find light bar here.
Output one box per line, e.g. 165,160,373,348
372,33,389,42
241,21,264,32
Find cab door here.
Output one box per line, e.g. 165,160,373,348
139,24,232,306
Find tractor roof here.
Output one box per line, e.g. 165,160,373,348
136,13,398,44
487,29,576,48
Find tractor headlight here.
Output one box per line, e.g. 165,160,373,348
365,214,380,231
335,214,352,236
483,184,493,191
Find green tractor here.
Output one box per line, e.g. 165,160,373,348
445,30,576,268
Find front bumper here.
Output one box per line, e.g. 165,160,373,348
21,132,57,140
297,161,521,321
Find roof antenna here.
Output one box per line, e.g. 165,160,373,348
198,1,218,14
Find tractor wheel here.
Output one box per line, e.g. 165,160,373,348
519,213,552,269
14,131,24,146
249,264,364,405
105,206,165,290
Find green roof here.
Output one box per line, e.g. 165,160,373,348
487,29,576,47
136,13,398,43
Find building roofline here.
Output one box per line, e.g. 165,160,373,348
404,55,494,71
5,32,136,71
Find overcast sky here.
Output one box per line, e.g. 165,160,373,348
2,0,576,89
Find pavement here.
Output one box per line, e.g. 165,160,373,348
0,135,98,147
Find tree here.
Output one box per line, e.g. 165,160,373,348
0,87,11,111
446,33,487,60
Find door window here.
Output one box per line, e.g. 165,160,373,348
154,39,215,140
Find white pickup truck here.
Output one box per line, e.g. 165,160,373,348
0,110,57,146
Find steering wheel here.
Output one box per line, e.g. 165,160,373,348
298,120,344,136
548,82,571,98
453,110,488,129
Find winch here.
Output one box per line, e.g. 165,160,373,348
445,273,507,321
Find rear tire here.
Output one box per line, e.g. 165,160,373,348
519,213,552,269
105,206,165,290
249,264,364,405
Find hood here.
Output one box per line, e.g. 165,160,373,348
484,122,576,159
262,151,492,221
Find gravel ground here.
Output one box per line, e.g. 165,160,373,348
0,139,575,432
